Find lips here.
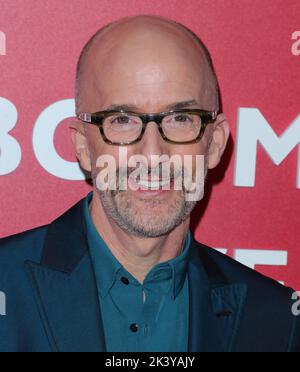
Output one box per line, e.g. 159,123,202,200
135,178,172,190
126,174,175,192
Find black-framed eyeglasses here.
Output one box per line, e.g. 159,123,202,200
76,109,218,145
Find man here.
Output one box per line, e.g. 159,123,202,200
0,15,299,352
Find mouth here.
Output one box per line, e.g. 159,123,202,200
127,176,175,196
136,178,172,190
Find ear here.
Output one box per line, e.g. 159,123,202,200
69,121,92,172
207,113,230,169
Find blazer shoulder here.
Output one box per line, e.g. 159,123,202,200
193,239,294,296
0,225,49,265
193,240,300,351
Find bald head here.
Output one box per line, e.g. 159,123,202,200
75,15,220,114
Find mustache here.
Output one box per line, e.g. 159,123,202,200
117,165,184,182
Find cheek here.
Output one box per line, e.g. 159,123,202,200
169,143,207,160
86,129,119,167
167,146,202,180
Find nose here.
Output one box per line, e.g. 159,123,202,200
135,122,169,168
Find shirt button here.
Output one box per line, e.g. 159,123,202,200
130,323,138,333
121,277,130,285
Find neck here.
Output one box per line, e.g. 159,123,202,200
89,192,190,284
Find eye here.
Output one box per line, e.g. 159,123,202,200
174,114,192,122
110,115,131,125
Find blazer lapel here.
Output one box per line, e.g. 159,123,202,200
25,199,106,352
188,239,247,352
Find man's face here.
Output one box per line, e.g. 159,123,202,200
74,19,226,237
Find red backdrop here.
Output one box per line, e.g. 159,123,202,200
0,0,299,289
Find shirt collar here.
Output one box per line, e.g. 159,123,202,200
83,192,192,300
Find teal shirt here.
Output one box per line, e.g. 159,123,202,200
83,193,191,352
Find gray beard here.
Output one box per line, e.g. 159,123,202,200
96,187,197,238
91,163,207,238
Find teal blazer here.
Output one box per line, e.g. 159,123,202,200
0,197,299,352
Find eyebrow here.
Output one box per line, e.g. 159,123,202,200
104,100,200,112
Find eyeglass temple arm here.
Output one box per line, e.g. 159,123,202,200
212,111,218,120
77,113,92,122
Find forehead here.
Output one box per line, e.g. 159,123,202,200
80,20,210,111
